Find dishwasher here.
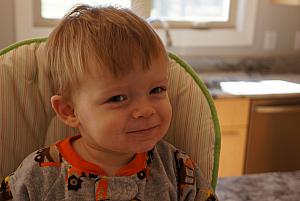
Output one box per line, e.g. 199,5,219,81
244,96,300,174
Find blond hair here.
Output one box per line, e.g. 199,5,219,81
46,5,167,98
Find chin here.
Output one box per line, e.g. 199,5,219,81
134,142,157,153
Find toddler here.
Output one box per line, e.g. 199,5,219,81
0,5,218,201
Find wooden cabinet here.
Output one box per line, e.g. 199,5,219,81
271,0,300,6
214,98,250,177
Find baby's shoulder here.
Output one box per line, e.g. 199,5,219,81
17,143,62,172
0,144,64,200
153,140,197,179
31,143,63,166
7,144,63,186
151,140,202,199
155,140,194,165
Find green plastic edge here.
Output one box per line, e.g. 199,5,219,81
0,38,221,190
0,38,47,56
168,52,221,190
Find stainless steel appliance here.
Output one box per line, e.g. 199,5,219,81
245,97,300,174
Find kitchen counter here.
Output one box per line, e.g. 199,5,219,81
216,170,300,201
197,72,300,99
211,73,300,177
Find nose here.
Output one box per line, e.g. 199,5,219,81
132,105,156,119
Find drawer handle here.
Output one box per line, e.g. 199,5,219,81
222,130,240,135
255,105,300,114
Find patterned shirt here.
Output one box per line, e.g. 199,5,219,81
0,136,218,201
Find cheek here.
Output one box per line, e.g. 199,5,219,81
161,100,173,126
76,108,103,132
167,104,173,125
92,112,127,133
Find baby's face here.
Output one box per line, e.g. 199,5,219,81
72,56,172,154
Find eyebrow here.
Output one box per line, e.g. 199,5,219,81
156,77,168,82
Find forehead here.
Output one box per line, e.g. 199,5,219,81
80,56,169,90
86,53,169,79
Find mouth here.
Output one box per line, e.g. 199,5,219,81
126,125,160,135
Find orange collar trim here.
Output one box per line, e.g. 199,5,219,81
56,135,147,177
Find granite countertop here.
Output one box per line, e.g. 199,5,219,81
216,170,300,201
184,55,300,99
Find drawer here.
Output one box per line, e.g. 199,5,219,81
214,98,250,126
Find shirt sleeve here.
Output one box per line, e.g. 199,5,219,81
194,166,219,201
174,149,218,201
0,146,60,201
0,151,37,201
0,175,14,201
0,171,31,201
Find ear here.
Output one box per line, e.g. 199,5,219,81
51,95,80,128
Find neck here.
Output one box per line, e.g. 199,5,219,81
72,138,135,176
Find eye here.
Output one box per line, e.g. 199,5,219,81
150,87,166,94
107,95,127,103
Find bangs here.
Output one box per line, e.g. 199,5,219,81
47,5,168,97
86,7,167,78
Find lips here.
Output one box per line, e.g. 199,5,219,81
126,125,159,134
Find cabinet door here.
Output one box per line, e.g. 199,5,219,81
215,99,249,126
219,127,247,177
214,98,250,177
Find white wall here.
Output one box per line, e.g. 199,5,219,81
0,0,15,50
171,0,300,57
